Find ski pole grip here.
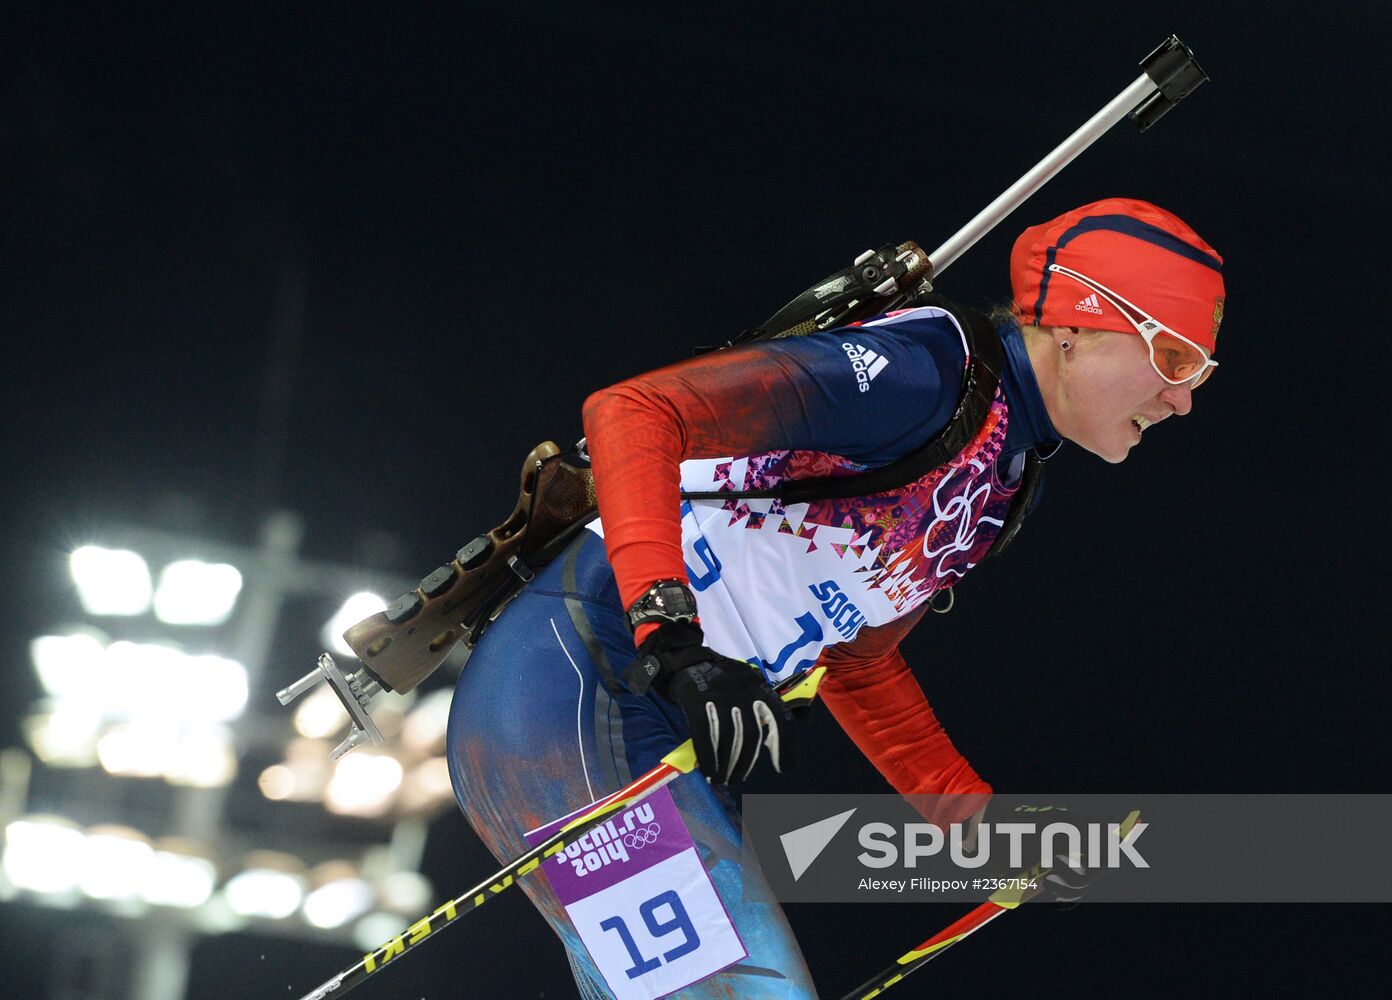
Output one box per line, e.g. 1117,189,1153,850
1129,35,1209,131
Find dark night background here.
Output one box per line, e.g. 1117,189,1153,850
2,2,1388,998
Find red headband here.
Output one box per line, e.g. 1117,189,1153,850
1009,198,1225,353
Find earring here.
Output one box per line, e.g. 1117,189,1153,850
1060,339,1072,351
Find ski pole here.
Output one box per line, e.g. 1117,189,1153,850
927,34,1208,279
838,810,1142,999
294,666,827,1000
838,883,1030,999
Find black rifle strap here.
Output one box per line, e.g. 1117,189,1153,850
680,297,1003,505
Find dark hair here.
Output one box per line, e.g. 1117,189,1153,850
988,301,1025,329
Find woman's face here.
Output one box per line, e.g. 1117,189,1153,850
1051,329,1196,463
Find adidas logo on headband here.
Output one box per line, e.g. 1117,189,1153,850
1074,293,1104,315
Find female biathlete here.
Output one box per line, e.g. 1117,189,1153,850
446,197,1226,998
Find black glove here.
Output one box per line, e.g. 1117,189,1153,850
624,621,796,784
1033,808,1142,910
1041,851,1102,909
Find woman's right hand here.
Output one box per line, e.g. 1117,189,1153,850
626,621,797,784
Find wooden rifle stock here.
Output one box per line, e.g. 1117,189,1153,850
343,441,597,693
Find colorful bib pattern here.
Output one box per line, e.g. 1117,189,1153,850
674,386,1020,681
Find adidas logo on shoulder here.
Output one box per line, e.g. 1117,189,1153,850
841,342,889,393
1074,293,1104,315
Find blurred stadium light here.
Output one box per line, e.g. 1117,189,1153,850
153,559,244,626
224,860,307,920
143,842,218,909
352,910,411,952
291,681,351,739
23,701,103,768
78,825,155,902
325,751,405,818
70,546,153,616
30,631,107,698
3,815,86,895
303,862,374,929
32,635,250,725
0,511,462,1000
321,591,387,658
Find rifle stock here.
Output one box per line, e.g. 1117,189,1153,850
344,441,597,692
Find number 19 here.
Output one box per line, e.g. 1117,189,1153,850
600,889,702,979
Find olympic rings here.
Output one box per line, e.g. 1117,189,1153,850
622,823,661,849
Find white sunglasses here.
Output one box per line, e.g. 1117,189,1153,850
1046,263,1218,389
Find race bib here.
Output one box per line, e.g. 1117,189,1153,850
525,787,746,999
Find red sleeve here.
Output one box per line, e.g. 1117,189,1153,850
816,607,991,802
581,345,826,645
